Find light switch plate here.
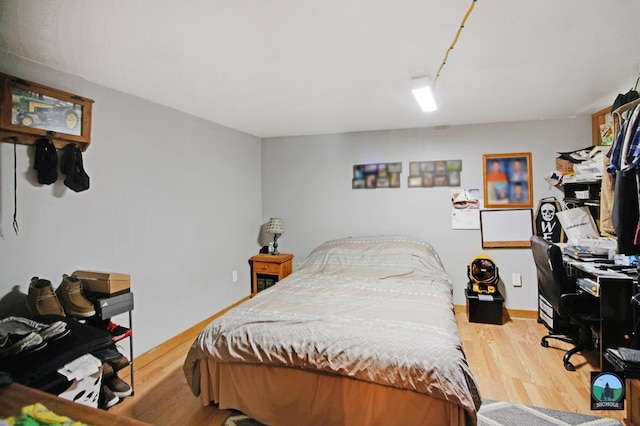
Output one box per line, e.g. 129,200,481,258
512,273,522,287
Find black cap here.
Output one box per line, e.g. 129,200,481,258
60,144,90,192
612,89,639,113
33,138,58,185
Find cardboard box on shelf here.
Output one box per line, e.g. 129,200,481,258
73,270,130,294
555,157,575,175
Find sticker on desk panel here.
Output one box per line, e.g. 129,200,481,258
591,371,624,410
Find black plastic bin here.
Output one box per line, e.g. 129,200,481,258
465,288,504,325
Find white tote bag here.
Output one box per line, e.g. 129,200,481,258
555,206,599,245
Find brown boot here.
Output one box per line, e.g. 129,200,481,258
108,355,130,372
56,275,96,318
28,277,66,317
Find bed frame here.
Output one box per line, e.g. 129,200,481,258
199,358,469,425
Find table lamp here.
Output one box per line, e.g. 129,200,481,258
265,218,284,255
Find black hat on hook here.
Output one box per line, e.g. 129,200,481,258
33,138,58,185
60,143,90,192
612,75,640,113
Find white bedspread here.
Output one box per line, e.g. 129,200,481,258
184,235,482,420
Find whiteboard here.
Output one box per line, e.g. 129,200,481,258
480,209,533,248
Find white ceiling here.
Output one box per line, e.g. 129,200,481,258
1,1,639,138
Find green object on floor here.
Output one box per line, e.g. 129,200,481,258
4,402,88,426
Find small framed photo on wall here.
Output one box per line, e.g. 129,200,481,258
482,152,533,208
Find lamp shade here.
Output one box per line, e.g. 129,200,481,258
265,218,284,234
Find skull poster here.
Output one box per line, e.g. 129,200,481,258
534,198,563,243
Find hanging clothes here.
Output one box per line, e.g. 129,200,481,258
612,169,640,253
608,104,640,254
609,102,640,172
600,154,615,236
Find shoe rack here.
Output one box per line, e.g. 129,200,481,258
91,291,135,396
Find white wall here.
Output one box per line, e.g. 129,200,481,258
0,50,596,356
0,52,263,356
261,120,591,311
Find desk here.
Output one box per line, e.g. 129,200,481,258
564,257,636,368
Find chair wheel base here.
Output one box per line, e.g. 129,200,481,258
564,362,576,371
541,340,549,348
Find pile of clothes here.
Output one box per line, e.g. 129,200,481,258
0,317,69,360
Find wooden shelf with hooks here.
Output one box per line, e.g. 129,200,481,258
0,73,94,151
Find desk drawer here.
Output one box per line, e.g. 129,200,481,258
254,262,280,274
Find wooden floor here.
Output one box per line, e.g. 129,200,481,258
108,309,631,425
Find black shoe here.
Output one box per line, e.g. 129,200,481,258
99,384,119,409
105,320,131,342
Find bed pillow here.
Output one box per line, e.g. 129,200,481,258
298,235,449,279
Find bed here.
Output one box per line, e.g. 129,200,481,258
183,235,482,425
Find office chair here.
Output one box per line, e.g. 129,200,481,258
530,236,601,371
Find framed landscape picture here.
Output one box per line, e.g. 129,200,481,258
0,73,94,149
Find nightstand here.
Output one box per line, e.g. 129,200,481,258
250,253,294,295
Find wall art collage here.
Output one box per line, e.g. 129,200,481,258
352,160,464,189
408,159,462,188
352,163,402,189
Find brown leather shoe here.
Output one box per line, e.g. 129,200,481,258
102,362,115,378
56,275,96,318
108,355,130,372
28,278,65,317
104,373,132,398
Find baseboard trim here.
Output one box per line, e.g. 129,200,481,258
505,308,538,319
130,295,251,372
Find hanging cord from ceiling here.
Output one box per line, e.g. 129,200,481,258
13,143,19,236
433,0,477,86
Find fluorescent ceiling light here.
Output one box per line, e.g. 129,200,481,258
411,77,437,112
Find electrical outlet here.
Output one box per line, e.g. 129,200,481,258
512,273,522,287
232,270,238,283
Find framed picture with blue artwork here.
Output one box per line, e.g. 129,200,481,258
482,152,532,208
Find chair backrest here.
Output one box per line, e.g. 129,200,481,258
530,235,576,317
